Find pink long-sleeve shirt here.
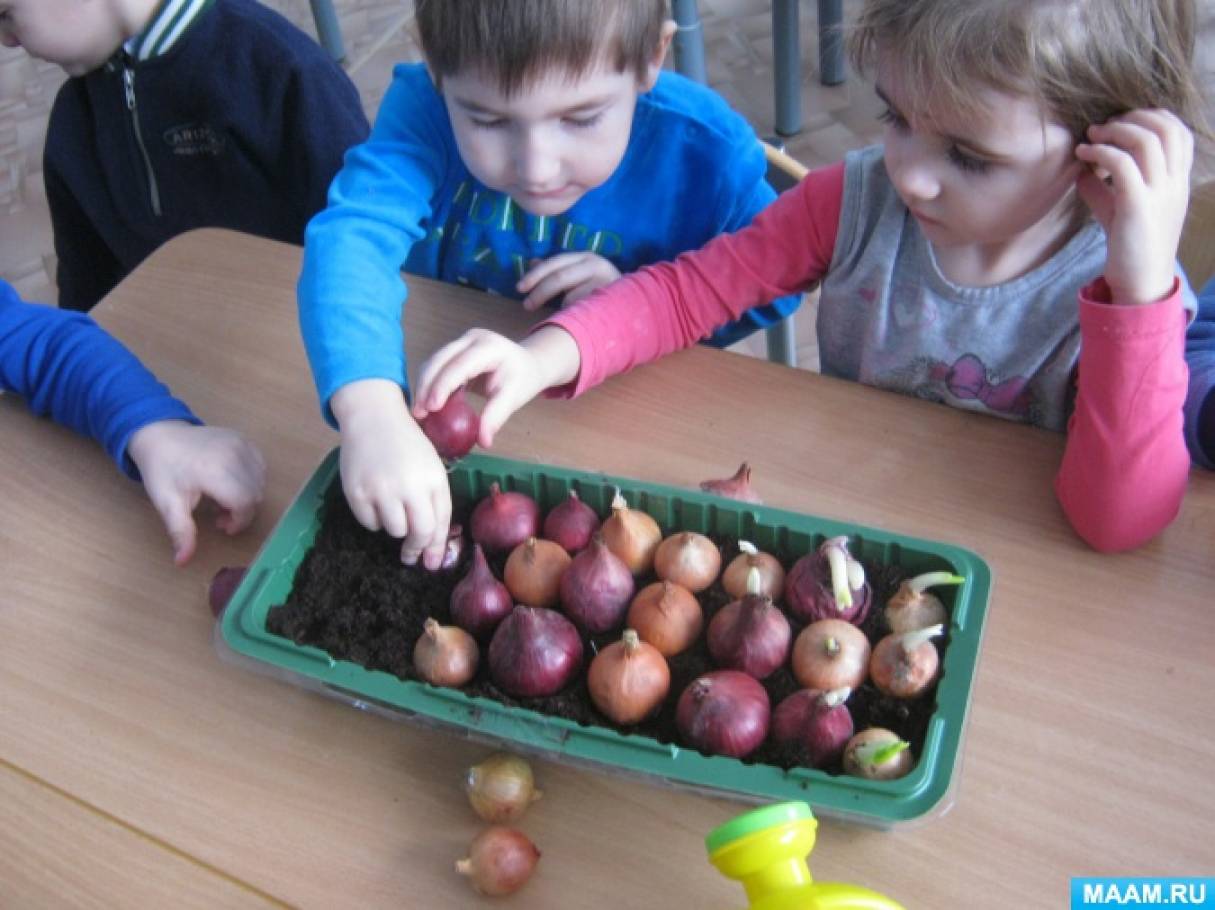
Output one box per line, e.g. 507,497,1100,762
544,156,1191,552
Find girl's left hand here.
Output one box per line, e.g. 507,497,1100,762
517,252,621,311
1075,108,1193,307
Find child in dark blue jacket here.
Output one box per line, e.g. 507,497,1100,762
1186,277,1215,468
0,279,266,564
0,0,369,311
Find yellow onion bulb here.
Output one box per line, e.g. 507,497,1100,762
464,752,543,823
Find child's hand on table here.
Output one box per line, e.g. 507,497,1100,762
517,252,621,312
331,379,452,569
127,421,267,566
1075,108,1194,307
413,326,582,448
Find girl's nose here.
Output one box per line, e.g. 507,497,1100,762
889,153,940,204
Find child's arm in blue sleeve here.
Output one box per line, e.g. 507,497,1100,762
0,282,199,477
1185,277,1215,468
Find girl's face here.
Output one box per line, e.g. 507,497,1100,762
0,0,131,76
875,57,1083,279
441,55,660,217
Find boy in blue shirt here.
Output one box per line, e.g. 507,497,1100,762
1,280,266,565
299,0,800,569
0,0,369,311
1186,276,1215,468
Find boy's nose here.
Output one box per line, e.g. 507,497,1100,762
513,135,560,188
0,29,19,49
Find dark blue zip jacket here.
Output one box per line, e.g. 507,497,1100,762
43,0,369,311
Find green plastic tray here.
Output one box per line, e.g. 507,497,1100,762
217,449,992,827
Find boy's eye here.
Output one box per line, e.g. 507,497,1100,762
877,107,908,132
946,145,991,175
470,117,508,130
563,112,604,129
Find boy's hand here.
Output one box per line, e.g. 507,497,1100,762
517,252,620,311
413,326,583,448
332,379,452,569
1075,109,1193,307
127,421,267,566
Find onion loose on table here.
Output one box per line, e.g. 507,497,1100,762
722,541,785,600
464,753,543,823
419,386,480,460
450,543,514,640
588,629,671,725
706,566,791,680
771,687,855,769
785,535,872,625
870,624,944,698
675,669,770,758
455,826,540,896
542,489,601,553
791,618,871,692
208,565,247,618
843,728,914,781
626,580,703,657
470,483,541,554
504,537,571,608
599,488,662,574
885,571,964,634
654,531,721,593
559,534,635,634
412,618,479,687
699,462,763,504
488,605,583,697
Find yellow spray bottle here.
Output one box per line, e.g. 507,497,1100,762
706,802,905,910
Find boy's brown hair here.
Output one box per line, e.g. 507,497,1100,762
415,0,668,96
847,0,1208,140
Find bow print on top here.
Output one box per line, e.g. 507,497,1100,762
927,353,1031,417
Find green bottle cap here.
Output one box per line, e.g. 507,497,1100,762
705,801,815,854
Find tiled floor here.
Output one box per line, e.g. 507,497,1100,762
2,0,1213,367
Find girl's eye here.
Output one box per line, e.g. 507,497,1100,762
946,145,990,175
877,107,908,132
563,112,604,129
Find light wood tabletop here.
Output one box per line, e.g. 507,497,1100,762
2,228,1213,908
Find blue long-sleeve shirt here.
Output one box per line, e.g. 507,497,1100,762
299,64,799,421
1185,276,1215,468
0,281,199,477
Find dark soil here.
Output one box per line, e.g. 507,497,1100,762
267,482,943,777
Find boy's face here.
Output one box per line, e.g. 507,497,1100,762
442,55,662,217
0,0,131,76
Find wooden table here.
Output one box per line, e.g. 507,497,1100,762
3,229,1212,907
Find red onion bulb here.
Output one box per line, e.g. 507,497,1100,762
699,462,763,504
706,568,792,680
785,535,871,625
470,483,541,554
542,489,601,553
419,386,479,460
675,670,770,758
771,687,855,769
559,535,635,634
455,826,540,896
208,565,246,618
450,543,513,640
488,605,583,697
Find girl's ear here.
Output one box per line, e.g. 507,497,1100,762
642,19,678,91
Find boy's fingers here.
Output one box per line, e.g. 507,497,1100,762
154,493,198,565
421,488,453,570
377,498,409,540
401,498,437,568
517,253,578,293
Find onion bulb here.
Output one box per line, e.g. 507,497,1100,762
699,462,763,504
771,687,854,769
675,670,770,758
208,565,246,618
885,571,964,634
626,581,703,657
419,385,480,460
464,753,543,823
487,606,583,697
413,618,479,687
870,624,944,698
456,826,540,896
470,483,541,554
706,567,791,680
559,534,635,634
785,536,872,625
791,618,871,692
721,541,785,600
588,629,671,725
600,488,662,574
654,531,721,593
504,537,571,608
450,543,513,640
843,728,914,780
542,489,600,553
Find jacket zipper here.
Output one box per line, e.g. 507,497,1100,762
122,62,162,217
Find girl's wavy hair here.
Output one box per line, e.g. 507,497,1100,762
846,0,1208,140
415,0,668,97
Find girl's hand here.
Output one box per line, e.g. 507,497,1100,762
331,379,452,570
413,326,583,448
517,252,621,311
127,421,267,566
1075,109,1194,307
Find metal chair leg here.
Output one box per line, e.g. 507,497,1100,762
772,0,802,137
765,314,798,368
671,0,708,83
818,0,846,85
309,0,347,64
